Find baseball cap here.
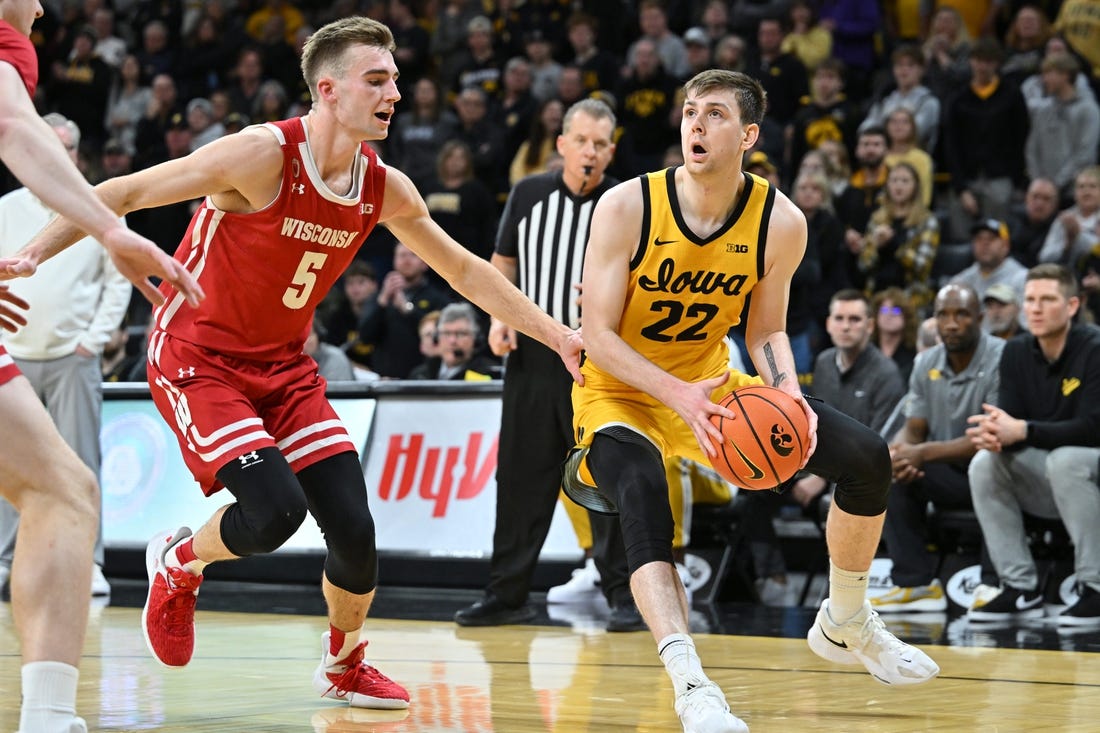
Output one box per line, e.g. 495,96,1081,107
224,112,249,130
102,138,133,156
983,283,1018,304
746,150,777,175
466,15,492,35
684,27,708,47
970,218,1010,241
186,97,213,117
167,112,188,131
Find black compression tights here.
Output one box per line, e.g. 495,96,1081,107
216,448,378,594
586,433,676,574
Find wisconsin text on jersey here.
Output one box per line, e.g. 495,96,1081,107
280,217,358,248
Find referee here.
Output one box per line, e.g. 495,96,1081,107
454,98,641,629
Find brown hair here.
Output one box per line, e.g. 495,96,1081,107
301,17,395,101
683,69,766,126
870,162,930,230
872,287,917,351
1027,263,1079,298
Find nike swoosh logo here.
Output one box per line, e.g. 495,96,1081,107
1016,594,1038,610
653,237,677,246
819,625,848,649
732,443,765,480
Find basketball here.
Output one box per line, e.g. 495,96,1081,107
707,385,810,490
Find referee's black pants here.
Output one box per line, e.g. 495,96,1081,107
488,333,630,607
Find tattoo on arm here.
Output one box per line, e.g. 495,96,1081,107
763,343,788,387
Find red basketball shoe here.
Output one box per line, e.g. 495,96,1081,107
313,633,410,709
142,528,203,667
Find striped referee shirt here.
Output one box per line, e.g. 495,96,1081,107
494,171,618,329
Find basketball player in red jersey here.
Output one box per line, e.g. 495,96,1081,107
5,16,582,712
0,3,203,732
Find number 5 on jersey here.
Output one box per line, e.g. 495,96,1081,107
283,251,328,309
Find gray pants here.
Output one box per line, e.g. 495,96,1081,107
968,446,1100,591
946,176,1014,243
0,353,104,568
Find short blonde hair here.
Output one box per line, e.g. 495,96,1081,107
301,17,395,101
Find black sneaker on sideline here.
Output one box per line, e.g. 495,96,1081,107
968,585,1044,622
607,600,647,632
1058,584,1100,627
454,595,536,627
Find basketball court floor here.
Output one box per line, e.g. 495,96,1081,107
2,579,1099,732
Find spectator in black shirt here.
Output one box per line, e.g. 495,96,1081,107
790,58,858,181
388,0,431,86
836,127,889,273
356,243,452,379
452,86,509,205
967,264,1100,626
618,38,678,176
942,38,1030,242
1009,177,1060,268
566,12,620,97
423,140,499,264
745,16,808,127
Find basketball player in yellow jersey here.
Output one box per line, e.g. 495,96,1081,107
566,69,939,733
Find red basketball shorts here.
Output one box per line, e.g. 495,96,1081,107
0,345,21,386
146,331,356,495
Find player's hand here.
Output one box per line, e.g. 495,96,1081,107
790,391,818,466
668,371,735,459
0,284,29,332
488,318,517,356
960,190,979,216
101,228,204,307
556,327,584,386
0,255,38,280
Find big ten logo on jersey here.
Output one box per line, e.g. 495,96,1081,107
726,243,749,254
377,432,497,517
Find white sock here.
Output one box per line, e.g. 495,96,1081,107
162,536,208,577
326,626,362,669
20,661,80,733
657,633,707,696
828,560,870,623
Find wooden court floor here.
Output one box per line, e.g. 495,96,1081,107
3,602,1099,732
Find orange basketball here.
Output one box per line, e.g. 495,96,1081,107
707,385,810,490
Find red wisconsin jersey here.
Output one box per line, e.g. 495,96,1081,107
153,117,386,361
0,20,38,96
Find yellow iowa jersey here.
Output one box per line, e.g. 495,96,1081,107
583,168,775,391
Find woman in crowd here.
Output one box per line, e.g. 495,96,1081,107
858,162,941,310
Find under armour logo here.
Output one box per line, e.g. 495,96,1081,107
177,366,195,378
238,451,263,468
291,183,305,195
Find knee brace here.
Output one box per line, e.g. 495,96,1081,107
216,447,309,556
588,432,675,573
831,431,891,517
298,452,379,595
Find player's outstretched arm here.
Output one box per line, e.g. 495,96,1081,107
745,191,816,462
380,167,583,383
579,180,734,458
0,63,204,306
0,128,280,305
